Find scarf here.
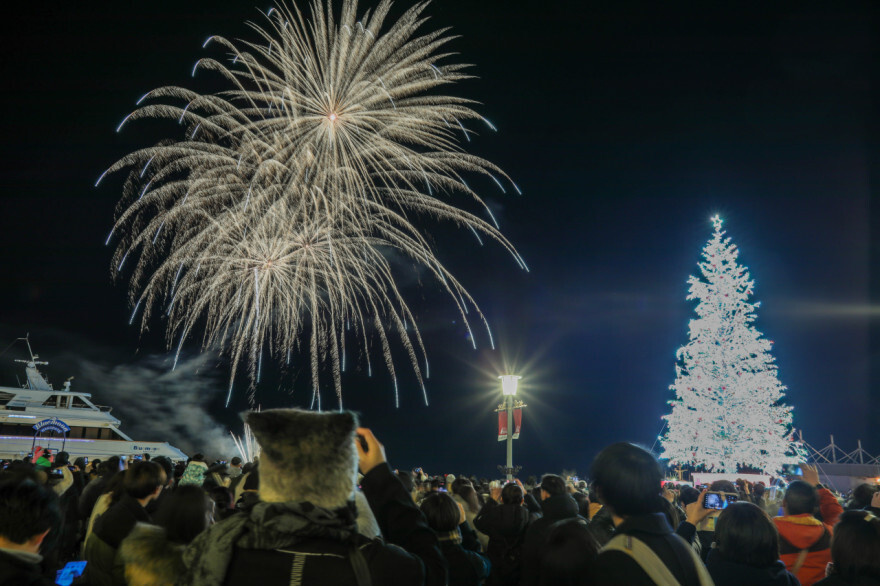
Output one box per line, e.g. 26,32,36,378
184,500,359,585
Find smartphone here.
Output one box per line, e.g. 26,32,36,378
83,457,89,465
133,455,143,461
704,492,737,510
56,560,87,586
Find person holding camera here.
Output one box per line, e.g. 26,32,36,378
705,501,799,586
182,409,447,586
774,465,844,586
590,442,713,585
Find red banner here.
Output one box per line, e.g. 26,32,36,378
498,411,508,441
513,408,522,439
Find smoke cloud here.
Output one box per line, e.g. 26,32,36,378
74,353,238,459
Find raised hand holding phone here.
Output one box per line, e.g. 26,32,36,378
355,428,386,475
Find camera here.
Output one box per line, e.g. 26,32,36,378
703,491,738,510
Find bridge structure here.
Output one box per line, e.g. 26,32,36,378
800,432,880,492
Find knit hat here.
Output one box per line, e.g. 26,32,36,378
446,474,456,485
244,409,359,509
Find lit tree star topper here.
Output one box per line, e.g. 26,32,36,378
661,216,805,474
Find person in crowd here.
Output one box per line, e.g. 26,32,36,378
537,518,600,586
83,460,166,586
34,448,52,470
705,501,799,586
572,491,591,519
693,479,737,560
227,456,243,479
183,409,447,585
587,483,603,520
120,485,204,585
71,457,89,496
120,484,215,586
45,452,80,564
79,457,122,520
453,481,489,551
420,492,491,585
589,442,712,585
202,462,230,491
85,472,125,543
178,454,208,487
0,477,61,586
775,467,844,586
473,482,530,586
521,474,583,586
146,456,175,516
816,509,880,585
846,483,879,511
233,467,260,513
206,486,235,521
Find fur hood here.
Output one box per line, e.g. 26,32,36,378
245,409,359,509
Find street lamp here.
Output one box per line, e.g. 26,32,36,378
498,375,523,480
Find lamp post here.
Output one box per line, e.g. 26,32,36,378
498,375,522,481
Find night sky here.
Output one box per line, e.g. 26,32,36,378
1,0,878,477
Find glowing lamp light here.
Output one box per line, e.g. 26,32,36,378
499,374,521,396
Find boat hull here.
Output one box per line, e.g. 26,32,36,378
0,435,187,461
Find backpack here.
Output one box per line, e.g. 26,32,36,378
493,534,524,585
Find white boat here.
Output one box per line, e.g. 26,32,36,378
0,339,187,462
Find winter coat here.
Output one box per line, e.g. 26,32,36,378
473,499,530,586
178,461,209,487
705,548,801,586
0,549,54,586
520,493,582,586
83,495,152,586
183,463,447,586
437,532,491,586
775,513,833,586
591,512,707,586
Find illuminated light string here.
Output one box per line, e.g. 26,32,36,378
101,0,525,408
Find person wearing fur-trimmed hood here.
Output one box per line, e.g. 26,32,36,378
182,408,448,586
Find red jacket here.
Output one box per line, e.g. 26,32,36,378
773,488,843,586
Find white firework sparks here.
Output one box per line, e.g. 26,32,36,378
102,0,524,408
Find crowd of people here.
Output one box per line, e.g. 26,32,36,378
0,409,878,586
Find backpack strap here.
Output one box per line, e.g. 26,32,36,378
348,544,373,586
602,534,682,586
790,548,810,576
602,534,713,586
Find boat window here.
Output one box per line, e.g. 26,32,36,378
41,395,58,406
84,427,100,440
0,392,15,406
70,396,91,409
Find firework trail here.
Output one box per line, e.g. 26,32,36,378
101,0,524,408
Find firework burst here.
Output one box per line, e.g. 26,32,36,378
102,0,524,408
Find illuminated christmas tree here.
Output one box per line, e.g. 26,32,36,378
661,216,804,474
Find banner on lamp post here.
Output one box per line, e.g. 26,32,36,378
513,408,522,439
498,411,508,441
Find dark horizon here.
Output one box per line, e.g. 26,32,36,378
1,0,878,477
